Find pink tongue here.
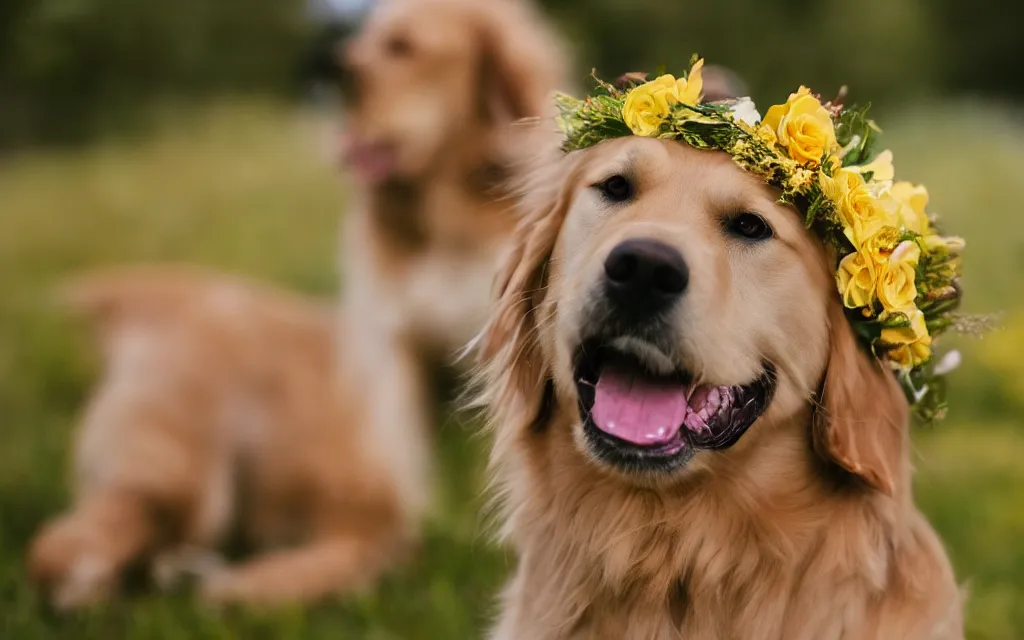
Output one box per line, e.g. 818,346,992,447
341,136,398,184
591,365,689,446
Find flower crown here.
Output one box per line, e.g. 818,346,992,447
554,56,978,421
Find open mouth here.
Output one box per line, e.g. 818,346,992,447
342,135,400,183
574,340,776,472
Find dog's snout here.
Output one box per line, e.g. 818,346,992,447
603,239,688,316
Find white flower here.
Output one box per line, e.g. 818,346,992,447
932,349,962,376
729,97,761,127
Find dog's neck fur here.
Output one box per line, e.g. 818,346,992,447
491,403,956,640
367,181,428,251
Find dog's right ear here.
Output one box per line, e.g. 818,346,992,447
475,160,579,433
812,302,909,497
476,0,568,123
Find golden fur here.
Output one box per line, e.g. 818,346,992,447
475,136,963,639
28,0,568,608
28,266,405,607
339,0,567,359
335,0,566,548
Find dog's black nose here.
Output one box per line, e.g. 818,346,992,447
603,238,688,317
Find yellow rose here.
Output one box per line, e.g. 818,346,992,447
880,308,932,368
620,60,705,137
891,181,930,234
875,240,921,313
762,86,838,165
836,248,877,308
622,77,675,136
820,168,899,245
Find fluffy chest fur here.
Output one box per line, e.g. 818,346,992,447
342,185,517,354
489,411,960,640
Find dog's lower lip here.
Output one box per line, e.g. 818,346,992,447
574,342,776,471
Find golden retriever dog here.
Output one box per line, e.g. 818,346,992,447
337,0,567,417
28,266,407,608
336,0,565,529
474,136,963,639
28,0,568,609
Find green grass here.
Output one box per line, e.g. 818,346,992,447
0,99,1022,638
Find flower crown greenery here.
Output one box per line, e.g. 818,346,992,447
554,56,984,421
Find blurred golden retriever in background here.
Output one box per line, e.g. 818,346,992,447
474,136,963,638
29,267,403,607
28,0,568,608
332,0,567,556
336,0,567,470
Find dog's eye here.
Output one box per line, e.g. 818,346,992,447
726,213,773,241
385,34,414,58
595,175,633,202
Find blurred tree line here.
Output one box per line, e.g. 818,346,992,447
0,0,307,147
0,0,1018,149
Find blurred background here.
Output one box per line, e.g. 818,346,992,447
1,0,1022,637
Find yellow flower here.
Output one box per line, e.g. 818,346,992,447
762,86,837,165
881,308,932,368
820,168,899,245
849,149,895,183
891,181,930,234
836,248,877,308
888,340,932,369
675,58,704,106
881,307,928,343
875,240,921,313
621,60,705,137
622,79,673,136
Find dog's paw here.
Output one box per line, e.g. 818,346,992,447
28,520,117,611
49,555,117,611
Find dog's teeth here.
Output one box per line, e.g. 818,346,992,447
684,409,710,434
718,387,733,411
708,387,721,411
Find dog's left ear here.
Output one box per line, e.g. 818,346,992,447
476,1,567,122
813,302,909,497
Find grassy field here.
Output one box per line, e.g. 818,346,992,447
0,100,1022,639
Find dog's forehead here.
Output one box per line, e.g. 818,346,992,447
580,138,747,191
569,137,812,243
577,138,763,210
577,137,669,182
371,0,476,35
